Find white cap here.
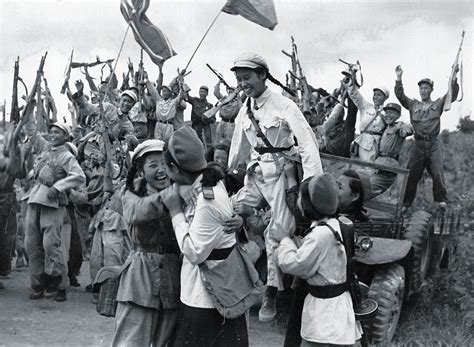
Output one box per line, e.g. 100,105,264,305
373,86,390,98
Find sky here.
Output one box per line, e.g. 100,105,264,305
0,0,472,130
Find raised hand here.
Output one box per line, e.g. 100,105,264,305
395,65,403,80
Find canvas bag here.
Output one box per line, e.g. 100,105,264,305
199,243,265,319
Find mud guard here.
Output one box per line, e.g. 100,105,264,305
356,237,412,265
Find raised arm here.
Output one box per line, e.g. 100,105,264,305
213,80,224,100
394,65,414,110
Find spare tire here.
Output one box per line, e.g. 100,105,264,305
404,210,434,293
363,263,405,344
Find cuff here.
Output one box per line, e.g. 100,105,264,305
171,212,186,227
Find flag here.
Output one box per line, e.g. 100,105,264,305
120,0,177,65
222,0,278,30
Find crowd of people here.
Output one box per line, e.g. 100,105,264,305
0,49,459,346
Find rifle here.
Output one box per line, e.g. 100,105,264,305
71,57,114,69
206,64,231,89
203,86,242,119
2,100,5,131
443,30,465,111
10,57,20,124
61,48,74,94
339,59,363,88
12,52,47,145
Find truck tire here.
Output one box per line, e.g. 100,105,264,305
404,210,434,293
363,264,405,344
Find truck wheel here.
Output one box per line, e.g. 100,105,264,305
363,264,405,344
404,210,434,293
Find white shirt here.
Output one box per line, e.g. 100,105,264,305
171,178,235,308
347,84,386,151
228,88,322,182
275,218,362,344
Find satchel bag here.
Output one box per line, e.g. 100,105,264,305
199,244,265,319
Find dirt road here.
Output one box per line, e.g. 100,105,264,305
0,262,285,346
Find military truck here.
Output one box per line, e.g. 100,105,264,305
320,153,461,344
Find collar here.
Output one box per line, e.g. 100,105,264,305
146,183,160,195
253,87,271,109
191,173,203,191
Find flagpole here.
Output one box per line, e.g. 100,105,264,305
183,10,222,72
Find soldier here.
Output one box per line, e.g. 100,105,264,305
0,127,27,283
228,53,323,322
23,115,86,302
395,65,459,210
370,102,413,198
342,77,389,162
185,86,214,145
213,80,242,144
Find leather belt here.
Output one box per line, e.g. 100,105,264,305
157,119,173,125
206,246,234,261
308,283,350,299
362,130,383,136
254,145,293,155
133,243,179,255
415,134,436,141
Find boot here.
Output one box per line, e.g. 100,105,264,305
69,275,80,287
29,285,44,300
44,275,61,298
55,289,67,302
258,286,278,322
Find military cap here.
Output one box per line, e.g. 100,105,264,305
120,89,138,103
383,103,402,113
307,173,339,216
50,122,71,138
230,53,269,71
199,85,209,91
131,139,165,162
168,126,207,172
417,78,434,88
373,86,390,98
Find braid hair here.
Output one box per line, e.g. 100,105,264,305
267,72,297,98
253,66,297,98
125,159,139,193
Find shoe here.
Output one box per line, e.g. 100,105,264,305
439,202,448,210
258,287,277,322
54,289,67,302
29,289,44,300
44,275,61,298
69,276,80,287
85,284,93,292
16,256,25,268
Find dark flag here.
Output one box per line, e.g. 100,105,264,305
120,0,177,65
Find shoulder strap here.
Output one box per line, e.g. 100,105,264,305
245,98,301,163
318,220,343,245
361,107,382,134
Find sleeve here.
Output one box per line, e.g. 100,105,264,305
228,106,251,170
274,234,324,278
214,83,224,100
145,80,161,103
171,199,226,265
121,189,167,224
394,81,414,110
347,84,369,112
285,102,323,181
52,153,86,192
322,104,345,133
398,122,414,137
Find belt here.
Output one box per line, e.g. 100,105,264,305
221,118,235,123
133,243,179,255
206,246,234,261
254,145,293,155
362,130,383,136
157,119,173,125
415,134,437,141
308,283,350,299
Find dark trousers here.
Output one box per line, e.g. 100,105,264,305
173,303,248,347
284,280,308,347
0,194,17,275
403,139,447,207
67,207,82,279
192,122,212,146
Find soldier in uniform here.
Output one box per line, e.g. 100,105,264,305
185,86,214,146
0,127,27,284
228,53,323,322
395,65,459,210
23,116,86,302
